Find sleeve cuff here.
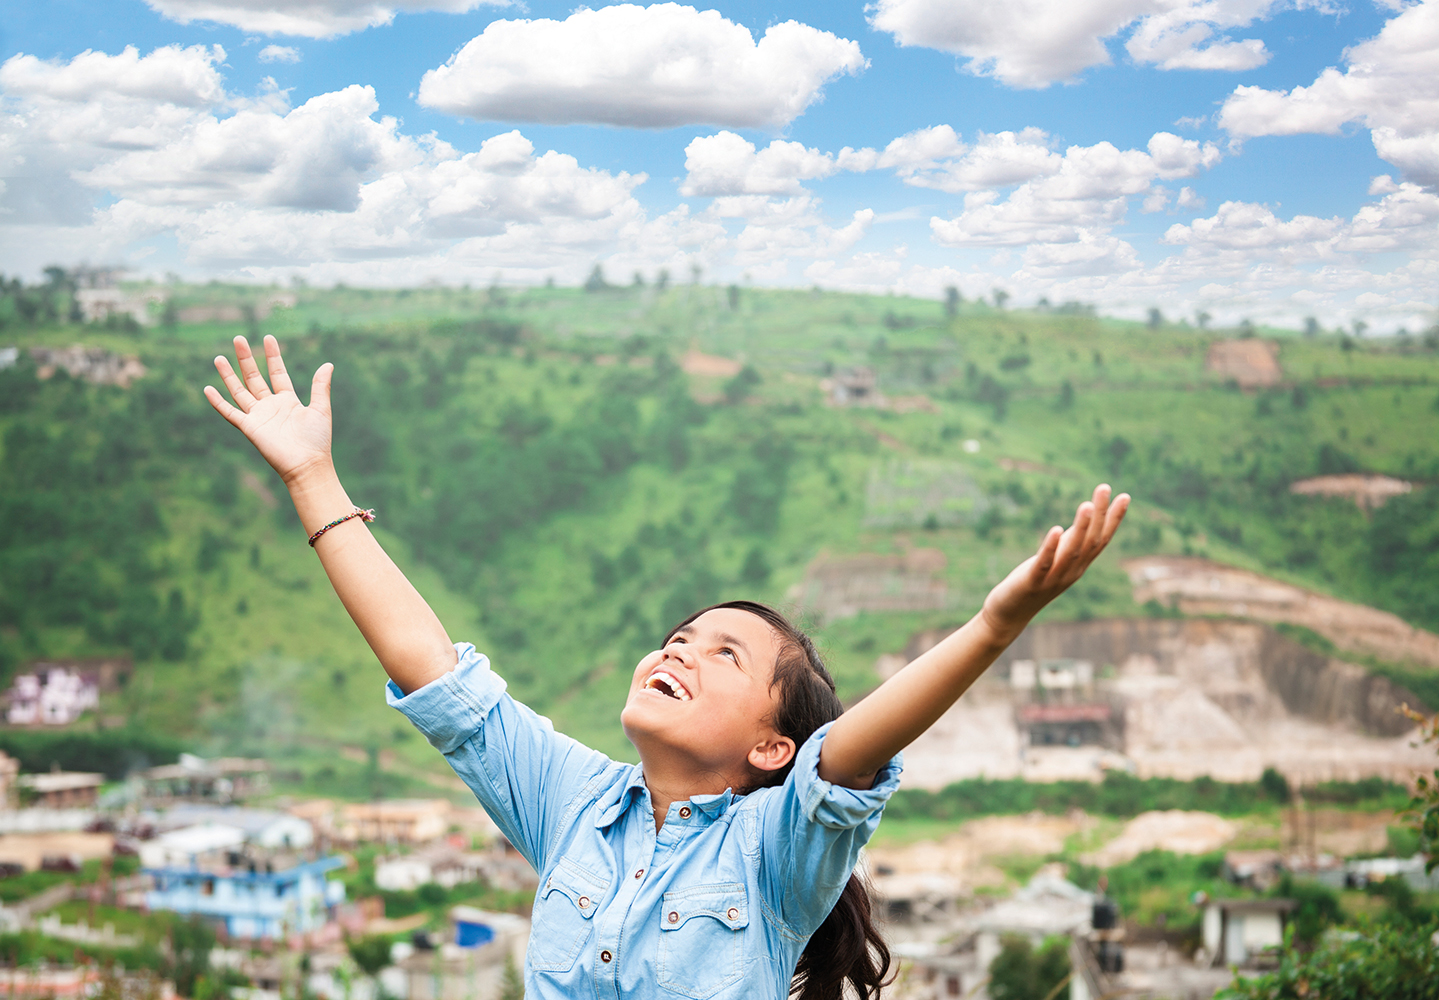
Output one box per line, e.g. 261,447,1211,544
385,643,508,754
793,721,903,830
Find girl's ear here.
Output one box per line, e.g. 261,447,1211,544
748,736,796,774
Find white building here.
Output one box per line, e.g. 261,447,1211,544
6,667,99,725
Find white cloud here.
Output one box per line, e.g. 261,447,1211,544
258,45,302,64
927,132,1220,246
0,44,227,106
679,131,873,197
1163,200,1343,253
1219,0,1439,185
867,0,1289,89
143,0,505,39
417,4,865,128
880,126,1063,192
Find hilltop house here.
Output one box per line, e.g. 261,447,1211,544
6,667,99,725
145,856,345,940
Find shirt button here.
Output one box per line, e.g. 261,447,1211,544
678,806,692,818
578,896,590,909
727,908,739,921
600,950,613,963
667,911,679,924
634,869,644,879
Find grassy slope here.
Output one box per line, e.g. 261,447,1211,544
5,282,1438,783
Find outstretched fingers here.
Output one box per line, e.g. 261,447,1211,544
233,336,273,400
213,354,257,411
203,384,246,428
1029,525,1064,585
263,335,295,394
309,362,334,416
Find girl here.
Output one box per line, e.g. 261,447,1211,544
204,335,1128,1000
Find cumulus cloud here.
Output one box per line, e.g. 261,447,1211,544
0,44,227,106
0,44,660,278
258,45,302,63
679,131,874,196
927,132,1221,246
1219,0,1439,186
417,4,865,128
880,126,1064,191
143,0,505,39
867,0,1288,89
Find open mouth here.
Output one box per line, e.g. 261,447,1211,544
643,670,692,701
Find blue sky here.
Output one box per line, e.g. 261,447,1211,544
1,1,1435,329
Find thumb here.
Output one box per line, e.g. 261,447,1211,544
310,362,334,416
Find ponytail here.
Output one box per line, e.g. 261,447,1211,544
663,601,895,1000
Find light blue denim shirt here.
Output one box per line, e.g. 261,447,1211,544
386,643,902,1000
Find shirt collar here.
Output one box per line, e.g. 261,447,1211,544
592,768,737,829
594,766,649,829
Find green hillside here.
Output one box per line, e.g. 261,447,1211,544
3,279,1438,788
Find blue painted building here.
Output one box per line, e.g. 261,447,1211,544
145,857,346,939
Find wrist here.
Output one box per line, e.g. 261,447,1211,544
282,456,339,492
977,602,1028,649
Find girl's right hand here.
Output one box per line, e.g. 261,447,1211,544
204,335,335,486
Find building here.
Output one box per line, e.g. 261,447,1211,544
143,754,270,803
5,667,99,725
396,907,529,1000
145,856,346,940
159,805,310,850
1200,898,1295,967
339,799,450,845
18,771,103,809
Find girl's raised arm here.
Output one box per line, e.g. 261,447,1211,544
817,484,1129,789
204,335,456,694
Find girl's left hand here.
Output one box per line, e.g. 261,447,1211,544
980,484,1130,642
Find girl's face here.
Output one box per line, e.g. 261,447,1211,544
620,607,795,785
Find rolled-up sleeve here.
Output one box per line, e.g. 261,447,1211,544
387,643,614,872
758,721,902,937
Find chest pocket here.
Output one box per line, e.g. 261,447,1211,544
527,858,610,973
657,883,749,999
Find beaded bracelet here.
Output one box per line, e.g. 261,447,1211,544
308,507,376,547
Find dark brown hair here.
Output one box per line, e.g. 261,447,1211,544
662,600,893,1000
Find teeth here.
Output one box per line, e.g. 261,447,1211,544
644,670,691,701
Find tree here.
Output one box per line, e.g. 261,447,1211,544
656,268,670,292
584,265,608,292
1403,706,1439,871
500,953,525,1000
989,935,1069,1000
1303,316,1320,337
945,285,961,318
992,288,1010,310
1147,307,1163,330
727,284,740,310
723,364,761,404
1196,310,1211,330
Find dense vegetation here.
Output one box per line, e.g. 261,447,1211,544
883,769,1405,825
2,275,1438,776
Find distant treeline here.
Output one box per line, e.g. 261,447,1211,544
885,768,1408,822
0,727,186,780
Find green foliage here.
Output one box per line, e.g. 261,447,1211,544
1216,921,1439,1000
0,727,185,779
988,935,1069,1000
1275,874,1343,946
500,952,525,1000
885,771,1398,825
347,935,393,976
1368,485,1439,633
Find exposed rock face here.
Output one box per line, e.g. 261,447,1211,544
892,616,1433,789
1123,555,1439,669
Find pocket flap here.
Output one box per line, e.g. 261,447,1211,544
659,883,748,931
541,858,609,920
